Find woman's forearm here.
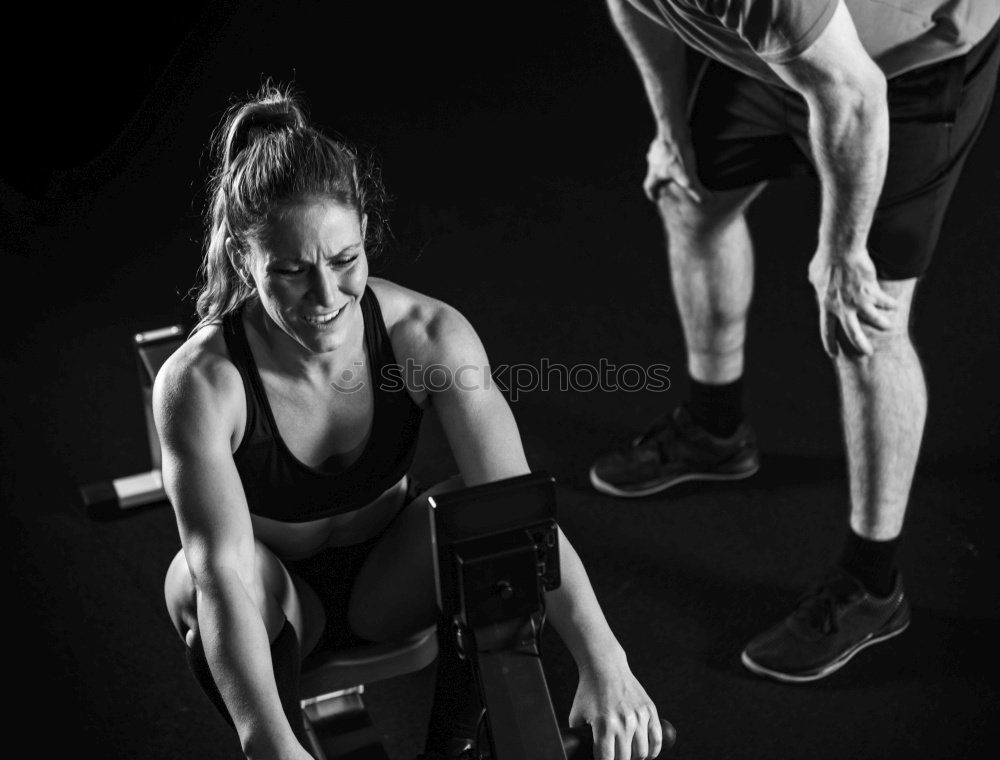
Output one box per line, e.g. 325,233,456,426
196,572,302,759
543,529,629,674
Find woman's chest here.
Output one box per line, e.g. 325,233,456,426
263,367,376,470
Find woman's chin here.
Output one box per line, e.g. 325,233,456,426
295,327,345,354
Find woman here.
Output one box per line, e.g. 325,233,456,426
159,84,664,760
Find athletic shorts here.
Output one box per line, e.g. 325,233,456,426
687,20,1000,280
287,475,428,654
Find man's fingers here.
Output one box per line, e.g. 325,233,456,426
858,302,893,330
845,311,874,356
874,290,901,310
671,169,712,204
644,167,710,205
821,310,838,358
643,169,661,202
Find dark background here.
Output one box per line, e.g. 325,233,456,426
3,1,998,758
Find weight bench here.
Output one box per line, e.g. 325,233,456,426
300,626,439,760
79,324,185,516
78,325,440,758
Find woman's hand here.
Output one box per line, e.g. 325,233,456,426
569,659,664,760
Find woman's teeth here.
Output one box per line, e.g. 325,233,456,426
304,305,344,326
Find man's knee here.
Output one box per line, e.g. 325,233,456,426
833,277,919,369
657,182,766,243
833,323,914,371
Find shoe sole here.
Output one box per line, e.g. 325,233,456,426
589,462,760,498
739,618,910,684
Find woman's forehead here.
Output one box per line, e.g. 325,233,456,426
258,197,363,255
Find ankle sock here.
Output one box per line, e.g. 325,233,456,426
185,618,310,748
688,377,744,438
837,529,900,598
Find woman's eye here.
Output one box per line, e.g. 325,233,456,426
332,255,360,268
272,267,305,276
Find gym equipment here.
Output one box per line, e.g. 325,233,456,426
80,324,438,758
79,324,185,517
299,625,439,760
430,473,676,759
81,326,675,758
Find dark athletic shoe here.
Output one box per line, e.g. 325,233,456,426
589,404,760,498
741,569,911,683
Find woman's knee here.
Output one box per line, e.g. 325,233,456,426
346,484,450,641
164,549,198,643
162,541,299,647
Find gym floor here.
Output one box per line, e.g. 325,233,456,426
3,2,998,758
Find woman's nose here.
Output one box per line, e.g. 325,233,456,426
310,267,339,307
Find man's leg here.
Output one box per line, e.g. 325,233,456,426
835,279,923,593
741,279,920,683
590,182,766,498
660,182,765,386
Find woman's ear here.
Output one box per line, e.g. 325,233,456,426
225,237,255,289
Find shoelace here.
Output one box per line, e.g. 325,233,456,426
631,412,680,461
793,573,866,635
793,584,843,635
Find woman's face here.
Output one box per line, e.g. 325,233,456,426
246,197,369,355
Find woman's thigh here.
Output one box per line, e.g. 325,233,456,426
163,540,326,654
347,476,465,642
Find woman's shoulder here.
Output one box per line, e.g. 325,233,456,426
153,322,244,432
368,277,480,364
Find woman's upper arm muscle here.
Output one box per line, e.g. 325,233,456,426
395,296,529,486
153,346,256,586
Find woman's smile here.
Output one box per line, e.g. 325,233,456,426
301,301,351,330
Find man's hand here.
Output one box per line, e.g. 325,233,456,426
569,660,664,760
643,133,712,204
808,249,899,357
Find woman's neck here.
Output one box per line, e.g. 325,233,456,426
246,299,367,386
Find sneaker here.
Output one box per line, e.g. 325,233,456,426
589,404,760,498
741,569,911,683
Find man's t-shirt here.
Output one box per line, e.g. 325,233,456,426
628,0,1000,85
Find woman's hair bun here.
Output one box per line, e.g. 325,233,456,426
225,91,306,167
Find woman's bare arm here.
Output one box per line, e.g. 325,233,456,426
396,297,663,758
155,345,311,760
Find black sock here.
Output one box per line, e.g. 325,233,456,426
185,618,311,750
688,377,744,438
837,530,900,598
424,617,484,756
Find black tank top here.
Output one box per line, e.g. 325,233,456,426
222,287,424,523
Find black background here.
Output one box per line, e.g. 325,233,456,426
3,1,998,758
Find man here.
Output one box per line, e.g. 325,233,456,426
593,0,1000,682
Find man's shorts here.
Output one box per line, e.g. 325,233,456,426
688,21,1000,280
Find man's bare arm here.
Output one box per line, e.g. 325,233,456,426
768,0,899,355
607,0,710,202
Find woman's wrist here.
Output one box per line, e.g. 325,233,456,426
574,634,629,678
